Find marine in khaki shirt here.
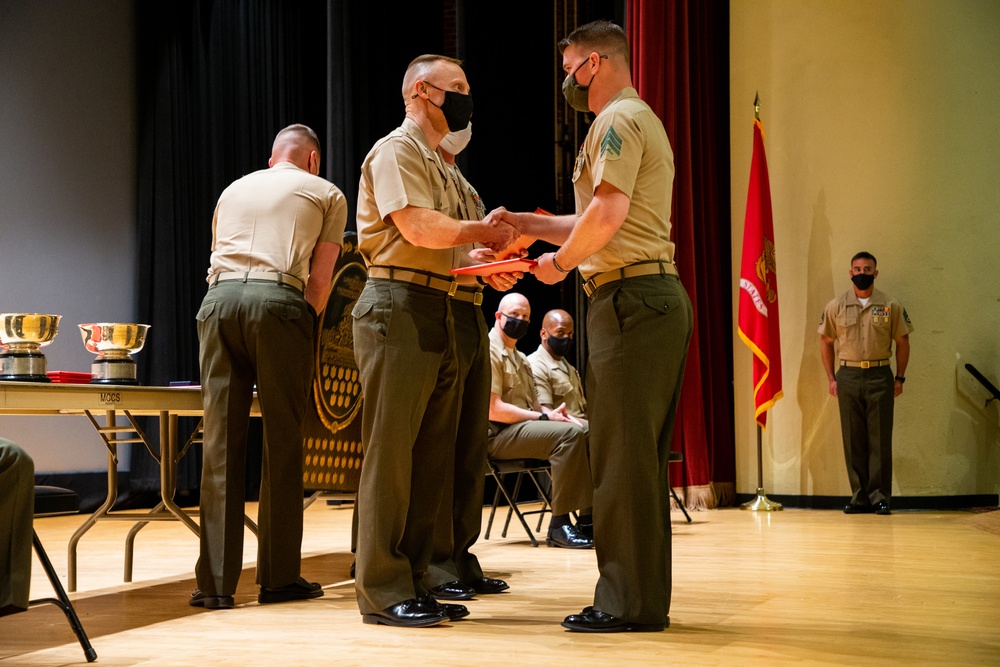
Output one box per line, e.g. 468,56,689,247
819,252,913,516
486,293,593,550
487,21,693,632
527,309,587,421
351,55,520,629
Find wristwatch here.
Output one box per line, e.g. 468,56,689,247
895,376,906,383
537,413,549,421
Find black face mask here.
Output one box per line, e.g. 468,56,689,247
545,335,573,358
421,81,474,132
501,315,529,340
851,273,875,290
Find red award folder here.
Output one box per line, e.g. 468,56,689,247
450,258,537,276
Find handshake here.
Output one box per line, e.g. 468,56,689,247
478,206,524,256
464,206,572,289
462,207,532,292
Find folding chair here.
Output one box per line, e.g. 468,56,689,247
484,458,553,547
668,451,692,523
30,486,97,662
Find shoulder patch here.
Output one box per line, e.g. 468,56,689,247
600,125,623,159
903,308,911,324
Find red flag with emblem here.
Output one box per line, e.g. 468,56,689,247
737,119,783,428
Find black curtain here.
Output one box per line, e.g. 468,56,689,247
130,0,714,508
132,0,327,499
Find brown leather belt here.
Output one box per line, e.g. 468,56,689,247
583,261,678,297
210,271,304,293
840,359,891,369
368,266,483,305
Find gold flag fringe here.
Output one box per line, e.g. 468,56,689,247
670,482,737,511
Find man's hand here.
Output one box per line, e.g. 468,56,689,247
482,220,519,252
893,379,904,398
828,379,837,397
468,247,500,263
482,271,523,292
531,252,569,285
468,247,528,264
548,403,582,426
485,206,520,231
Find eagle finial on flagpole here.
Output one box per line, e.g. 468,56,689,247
754,91,761,121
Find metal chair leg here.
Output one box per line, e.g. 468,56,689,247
30,530,97,662
670,485,692,523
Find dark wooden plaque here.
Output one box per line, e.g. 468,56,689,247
302,232,365,493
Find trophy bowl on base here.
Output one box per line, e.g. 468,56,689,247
1,313,62,382
78,323,150,385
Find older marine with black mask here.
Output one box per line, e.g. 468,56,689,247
352,54,519,628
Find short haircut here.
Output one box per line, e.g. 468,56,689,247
402,54,464,98
558,20,630,67
851,251,877,267
273,124,321,157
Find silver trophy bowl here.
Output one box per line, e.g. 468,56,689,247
78,323,150,385
1,313,62,381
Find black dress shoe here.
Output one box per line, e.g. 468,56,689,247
429,580,476,600
547,524,594,549
258,577,324,604
418,594,469,621
874,501,892,515
350,560,356,578
362,598,449,627
467,576,509,595
576,521,594,540
843,504,874,514
562,606,666,633
189,588,235,610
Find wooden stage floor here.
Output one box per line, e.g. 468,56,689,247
2,502,999,665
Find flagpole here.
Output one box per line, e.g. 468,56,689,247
740,91,782,512
740,425,782,511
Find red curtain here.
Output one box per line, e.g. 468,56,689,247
628,0,735,507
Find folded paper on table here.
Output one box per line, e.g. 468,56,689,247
450,258,537,276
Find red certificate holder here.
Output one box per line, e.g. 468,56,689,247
450,258,537,276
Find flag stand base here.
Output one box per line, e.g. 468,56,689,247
740,488,783,511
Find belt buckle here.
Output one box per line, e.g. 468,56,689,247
473,291,483,306
448,282,458,297
860,361,871,369
583,278,596,297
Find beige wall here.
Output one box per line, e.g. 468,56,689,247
729,0,1000,499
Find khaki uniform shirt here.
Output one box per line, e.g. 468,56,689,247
489,328,536,410
573,87,676,280
446,161,485,281
527,344,587,419
818,287,913,361
356,118,476,285
208,162,348,285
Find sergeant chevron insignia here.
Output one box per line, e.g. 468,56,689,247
600,126,623,159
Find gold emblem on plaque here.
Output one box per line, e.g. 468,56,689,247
312,239,367,433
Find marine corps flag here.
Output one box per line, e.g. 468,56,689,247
737,117,783,428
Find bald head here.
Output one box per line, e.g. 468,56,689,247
497,292,530,316
494,292,531,344
542,309,573,330
270,124,321,173
540,308,575,359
